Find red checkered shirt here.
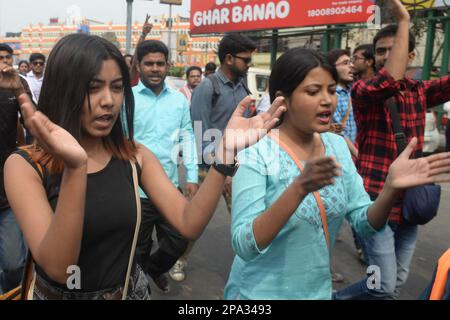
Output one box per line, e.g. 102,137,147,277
352,68,450,223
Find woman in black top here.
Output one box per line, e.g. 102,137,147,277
0,34,286,299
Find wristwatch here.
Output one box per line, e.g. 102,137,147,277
212,159,240,177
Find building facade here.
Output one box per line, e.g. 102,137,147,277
0,15,220,68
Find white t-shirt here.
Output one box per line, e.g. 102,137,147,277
26,71,44,104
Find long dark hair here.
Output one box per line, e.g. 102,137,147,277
34,33,136,173
269,48,337,103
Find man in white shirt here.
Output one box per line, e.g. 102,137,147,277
26,53,45,104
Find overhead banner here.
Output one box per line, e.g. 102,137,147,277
190,0,375,35
402,0,449,10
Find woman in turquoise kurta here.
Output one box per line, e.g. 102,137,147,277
224,48,450,300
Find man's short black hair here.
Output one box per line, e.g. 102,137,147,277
0,43,13,55
373,24,416,53
354,44,374,59
137,40,169,63
354,44,375,70
327,48,351,66
186,66,202,78
205,62,217,73
218,33,257,63
29,53,46,63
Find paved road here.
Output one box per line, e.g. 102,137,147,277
152,184,450,300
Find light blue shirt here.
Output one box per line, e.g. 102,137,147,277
333,85,357,143
133,81,198,198
225,133,381,300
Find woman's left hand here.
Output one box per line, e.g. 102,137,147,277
219,96,286,161
387,137,450,189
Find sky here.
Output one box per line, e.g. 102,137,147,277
0,0,191,36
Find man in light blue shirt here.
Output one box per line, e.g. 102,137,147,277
133,40,198,293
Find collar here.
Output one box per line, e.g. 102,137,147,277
27,71,43,79
216,69,243,86
137,80,170,96
336,84,351,94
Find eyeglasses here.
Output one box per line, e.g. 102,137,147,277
335,59,352,67
0,54,12,61
32,61,45,66
350,56,365,63
231,54,252,65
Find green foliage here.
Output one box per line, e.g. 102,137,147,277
169,66,185,78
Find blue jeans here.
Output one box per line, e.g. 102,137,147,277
334,222,418,300
0,207,27,294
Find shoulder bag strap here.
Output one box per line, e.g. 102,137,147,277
267,133,330,249
122,160,142,300
340,97,352,126
207,74,221,108
387,98,407,154
429,248,450,300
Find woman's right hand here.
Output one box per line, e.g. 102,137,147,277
295,157,341,196
294,134,342,196
18,94,88,169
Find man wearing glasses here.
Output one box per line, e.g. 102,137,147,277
191,32,256,212
185,33,256,285
351,44,375,82
26,53,46,104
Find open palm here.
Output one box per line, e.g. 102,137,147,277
388,138,450,189
223,96,286,153
18,94,88,169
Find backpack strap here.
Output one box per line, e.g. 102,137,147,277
207,74,221,109
241,79,252,96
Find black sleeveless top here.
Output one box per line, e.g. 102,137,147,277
20,154,139,292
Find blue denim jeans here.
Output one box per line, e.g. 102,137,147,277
334,221,418,300
0,207,27,294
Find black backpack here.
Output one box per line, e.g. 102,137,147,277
206,73,252,108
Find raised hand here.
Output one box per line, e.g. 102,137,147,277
18,94,88,169
387,137,450,189
219,96,286,162
390,0,410,22
0,63,25,95
142,14,153,37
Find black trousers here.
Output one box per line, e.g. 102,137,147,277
135,197,188,279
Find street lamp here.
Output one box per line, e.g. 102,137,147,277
125,0,133,53
126,0,154,54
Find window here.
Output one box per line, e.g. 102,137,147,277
256,75,269,92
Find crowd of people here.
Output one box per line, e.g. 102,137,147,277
1,0,450,300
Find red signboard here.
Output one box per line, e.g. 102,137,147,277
190,0,376,35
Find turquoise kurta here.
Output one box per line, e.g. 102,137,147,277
225,132,380,300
